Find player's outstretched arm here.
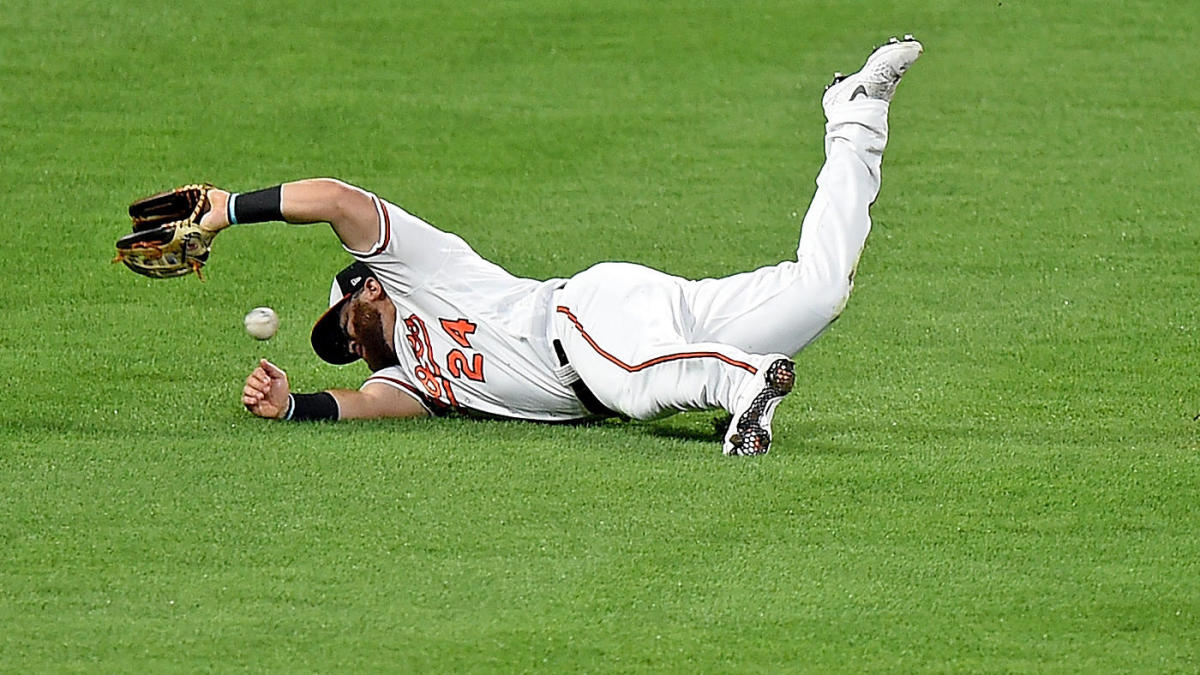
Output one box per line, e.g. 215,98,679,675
201,178,381,253
243,359,429,421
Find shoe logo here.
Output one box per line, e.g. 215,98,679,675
850,84,869,100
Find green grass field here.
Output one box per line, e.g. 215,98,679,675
3,0,1199,670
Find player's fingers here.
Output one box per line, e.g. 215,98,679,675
261,359,286,378
243,400,269,417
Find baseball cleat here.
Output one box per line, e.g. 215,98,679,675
723,357,795,456
822,35,923,110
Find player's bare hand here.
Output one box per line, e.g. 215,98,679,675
243,358,291,419
200,188,232,235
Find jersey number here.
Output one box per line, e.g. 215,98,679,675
447,350,485,381
403,316,487,408
439,318,477,348
438,318,484,382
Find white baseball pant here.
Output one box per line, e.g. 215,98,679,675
553,100,890,420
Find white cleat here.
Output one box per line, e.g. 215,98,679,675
822,35,923,110
723,357,795,456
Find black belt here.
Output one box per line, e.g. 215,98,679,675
552,339,615,418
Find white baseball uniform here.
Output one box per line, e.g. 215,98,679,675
347,99,890,422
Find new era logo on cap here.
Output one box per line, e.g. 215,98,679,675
334,262,375,297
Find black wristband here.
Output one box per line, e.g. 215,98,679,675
286,392,340,421
232,185,284,224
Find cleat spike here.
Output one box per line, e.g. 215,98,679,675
722,357,794,456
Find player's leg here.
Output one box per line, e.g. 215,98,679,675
684,37,923,357
553,263,771,418
553,38,923,455
553,262,795,456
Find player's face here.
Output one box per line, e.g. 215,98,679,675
341,293,399,371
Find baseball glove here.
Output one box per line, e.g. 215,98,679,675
113,183,217,279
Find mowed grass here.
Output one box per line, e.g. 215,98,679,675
2,0,1199,670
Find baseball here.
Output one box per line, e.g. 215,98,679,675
244,307,279,340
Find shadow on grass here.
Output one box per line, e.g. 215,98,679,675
636,415,730,444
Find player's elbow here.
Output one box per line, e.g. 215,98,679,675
310,178,362,212
291,178,380,249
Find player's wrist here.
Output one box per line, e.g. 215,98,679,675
195,188,232,235
227,186,284,225
284,392,340,422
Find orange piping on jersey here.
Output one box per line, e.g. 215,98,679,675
555,306,758,375
359,195,392,257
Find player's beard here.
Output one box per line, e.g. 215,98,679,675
351,300,400,371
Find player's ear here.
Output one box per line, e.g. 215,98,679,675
362,277,386,300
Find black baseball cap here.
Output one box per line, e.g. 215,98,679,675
310,261,377,365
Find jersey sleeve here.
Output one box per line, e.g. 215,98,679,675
362,366,437,416
340,191,474,295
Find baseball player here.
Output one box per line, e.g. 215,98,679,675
217,37,923,455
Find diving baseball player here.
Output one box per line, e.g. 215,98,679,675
196,37,922,455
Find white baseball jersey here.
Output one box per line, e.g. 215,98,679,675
344,193,588,421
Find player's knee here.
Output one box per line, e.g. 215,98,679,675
810,276,853,325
